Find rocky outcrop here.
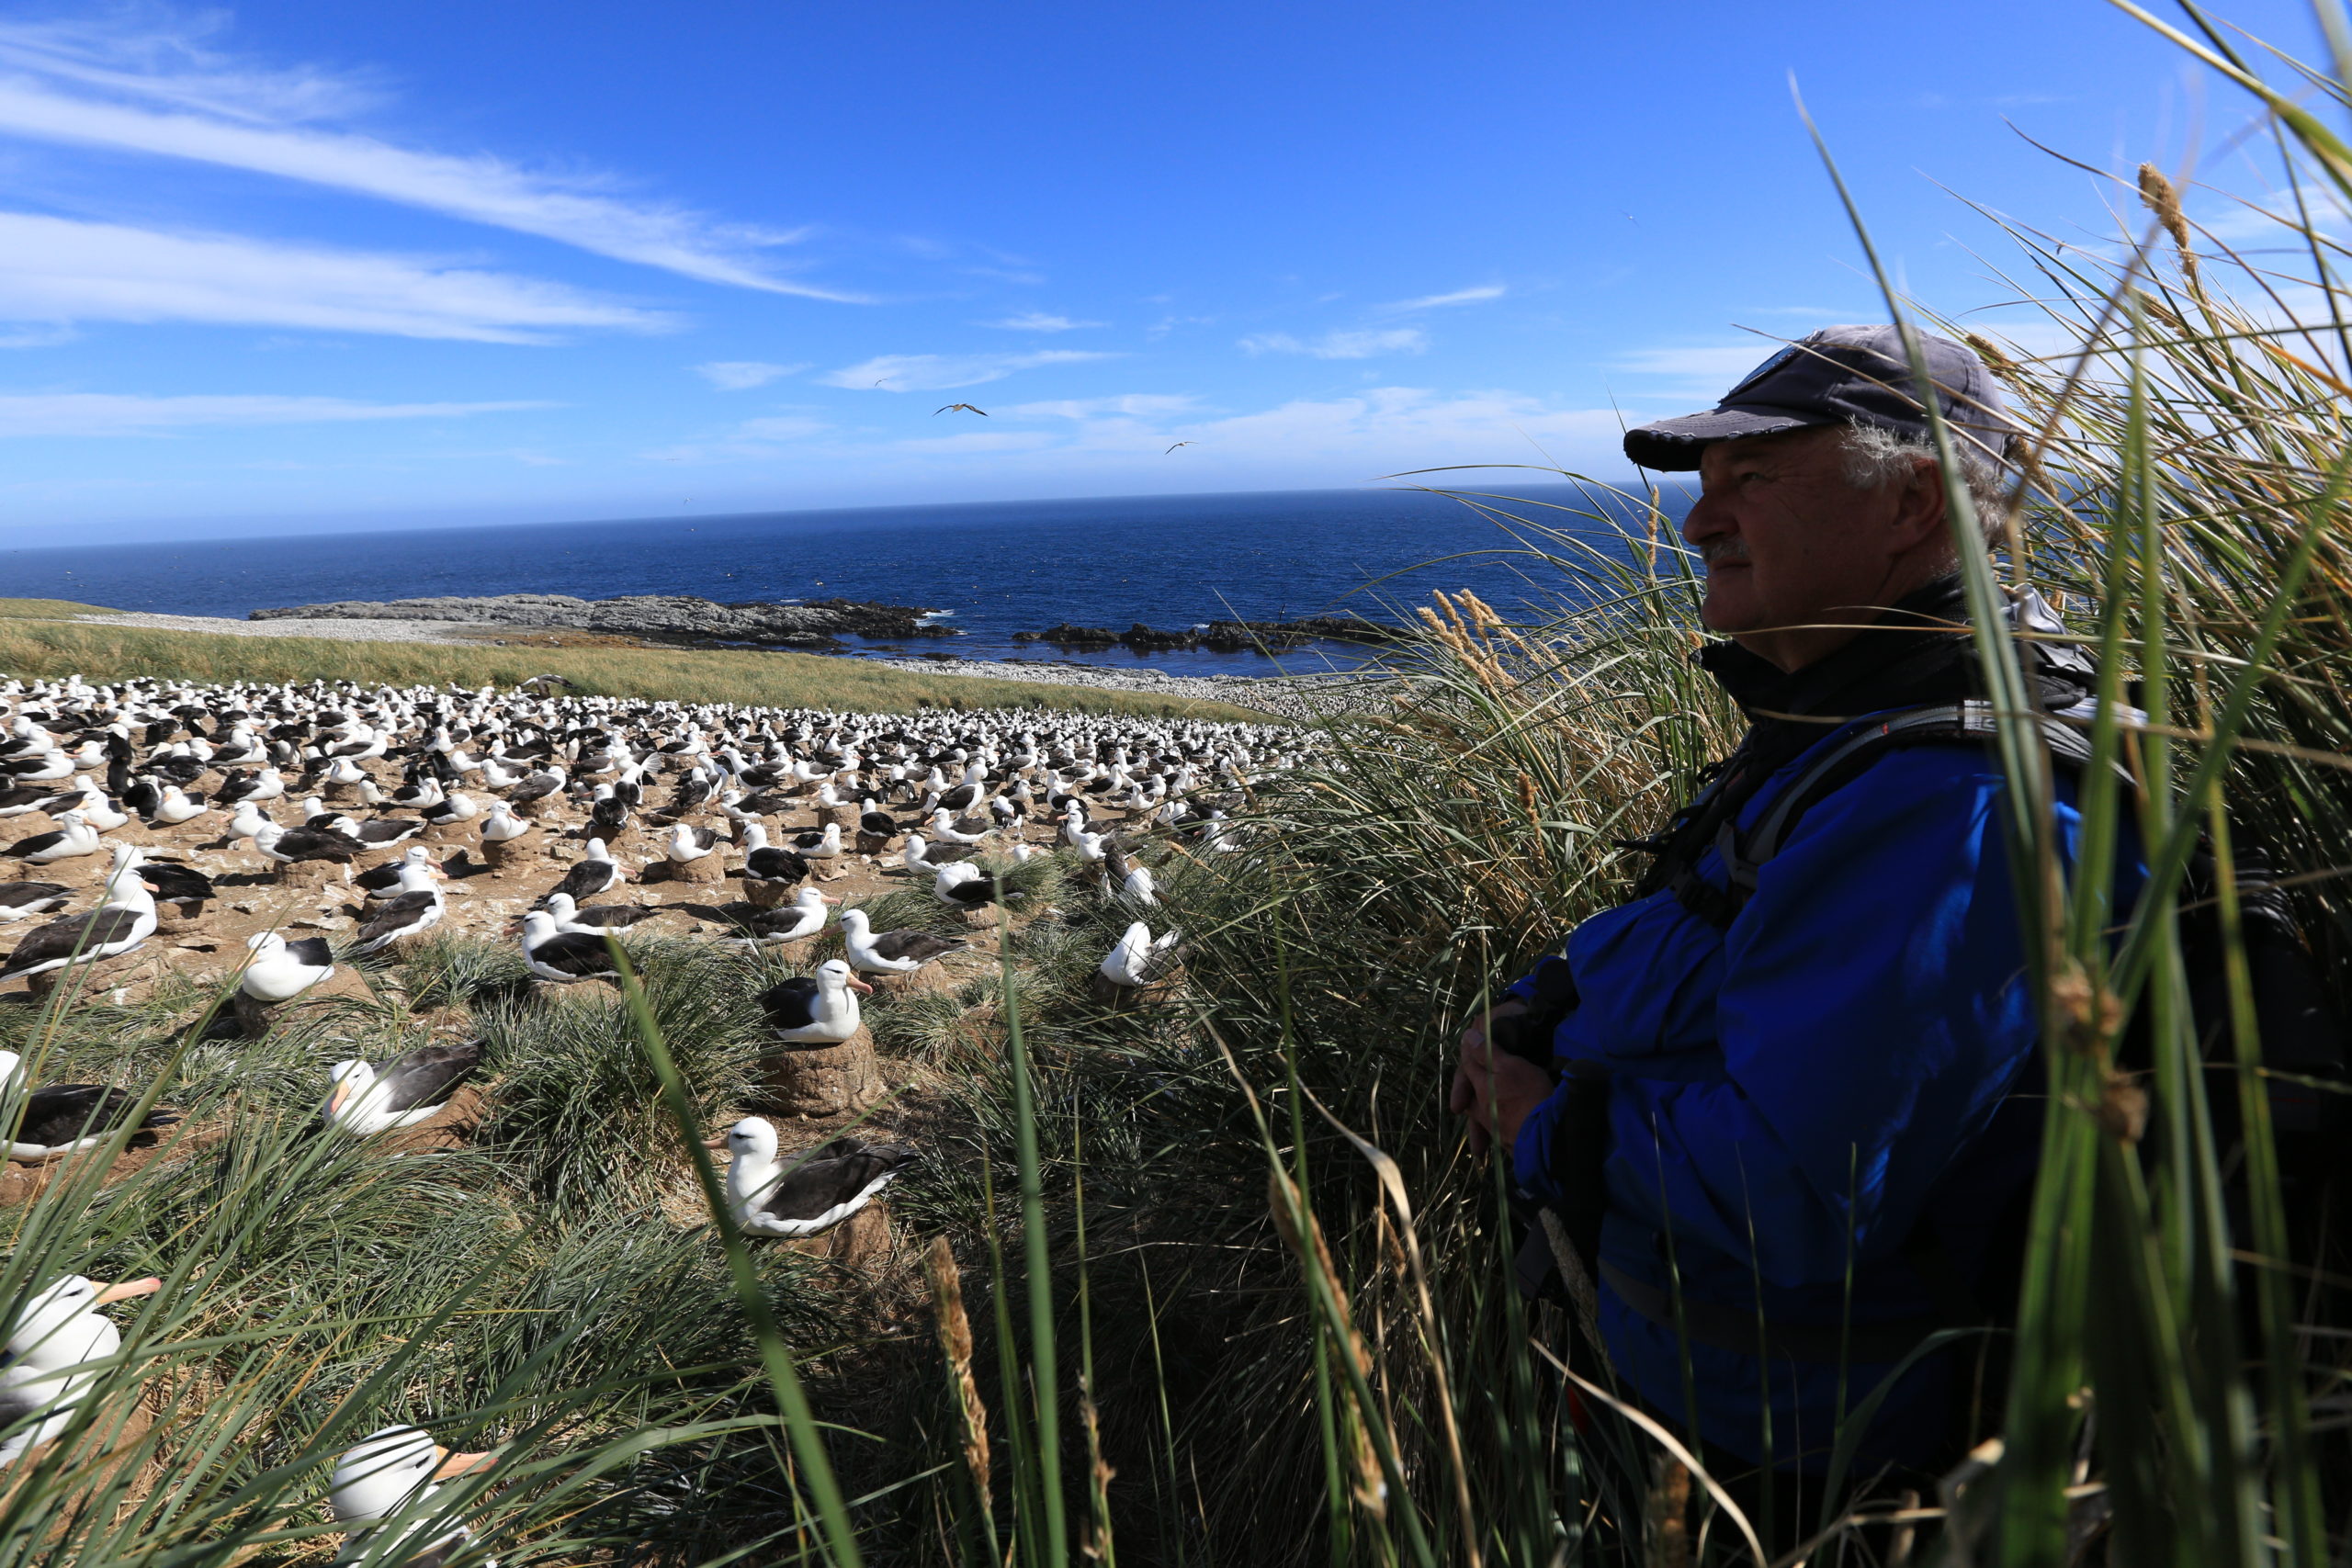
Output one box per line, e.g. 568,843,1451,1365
249,593,953,646
1013,615,1398,652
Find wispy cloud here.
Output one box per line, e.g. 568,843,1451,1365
980,311,1104,332
1613,343,1785,390
997,393,1202,420
0,15,857,299
694,360,808,390
0,211,670,342
1374,284,1506,313
817,349,1114,391
0,391,548,438
1239,327,1428,359
643,409,833,463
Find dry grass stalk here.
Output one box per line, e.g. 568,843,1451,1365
923,1235,994,1527
1266,1168,1386,1521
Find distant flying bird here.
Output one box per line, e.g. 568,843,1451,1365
1165,441,1194,454
935,403,989,416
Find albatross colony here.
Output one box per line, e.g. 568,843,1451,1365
0,672,1295,987
0,669,1296,1171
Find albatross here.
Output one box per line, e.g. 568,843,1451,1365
327,1424,497,1568
321,1038,486,1135
838,907,967,976
708,1118,918,1238
0,866,157,987
240,930,335,1002
0,1273,164,1468
518,909,619,984
350,860,447,956
757,958,871,1043
0,1048,180,1159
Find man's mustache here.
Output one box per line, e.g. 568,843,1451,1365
1702,537,1751,567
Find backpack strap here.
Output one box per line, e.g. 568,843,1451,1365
1676,700,2120,930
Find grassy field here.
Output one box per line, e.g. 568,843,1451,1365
0,598,120,619
0,615,1271,721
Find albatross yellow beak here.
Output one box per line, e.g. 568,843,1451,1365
433,1447,496,1479
93,1277,162,1304
702,1134,731,1151
326,1081,352,1117
847,976,873,994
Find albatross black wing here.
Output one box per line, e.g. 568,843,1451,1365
0,908,145,982
528,930,619,977
283,935,335,967
374,1039,485,1113
352,891,438,953
757,976,820,1032
758,1139,920,1227
139,860,214,902
0,882,71,916
869,931,967,964
14,1084,179,1148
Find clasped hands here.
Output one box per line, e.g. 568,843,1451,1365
1448,998,1555,1157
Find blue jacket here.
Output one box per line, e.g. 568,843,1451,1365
1510,724,2131,1472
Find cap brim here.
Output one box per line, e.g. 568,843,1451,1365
1623,405,1833,471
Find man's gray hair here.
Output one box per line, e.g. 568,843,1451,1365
1836,422,2008,520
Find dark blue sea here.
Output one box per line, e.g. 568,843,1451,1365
1,486,1679,676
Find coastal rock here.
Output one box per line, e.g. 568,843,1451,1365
1012,615,1398,652
249,593,953,646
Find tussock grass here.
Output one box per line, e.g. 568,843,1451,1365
0,615,1270,720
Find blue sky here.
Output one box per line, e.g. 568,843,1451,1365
0,0,2321,544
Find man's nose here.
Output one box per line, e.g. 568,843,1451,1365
1681,489,1727,544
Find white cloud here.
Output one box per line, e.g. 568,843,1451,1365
642,410,832,463
695,360,808,390
817,349,1114,391
980,312,1105,332
1239,327,1428,359
0,211,668,342
997,393,1202,420
1613,343,1782,380
1375,284,1506,312
0,392,548,438
0,16,855,299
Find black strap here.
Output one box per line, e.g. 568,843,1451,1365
1673,701,2127,930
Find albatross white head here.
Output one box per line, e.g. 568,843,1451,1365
328,1423,496,1556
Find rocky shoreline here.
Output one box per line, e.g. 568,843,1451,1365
1012,614,1398,652
251,592,953,648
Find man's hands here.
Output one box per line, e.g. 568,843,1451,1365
1449,998,1555,1157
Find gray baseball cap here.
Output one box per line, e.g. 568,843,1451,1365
1623,324,2017,472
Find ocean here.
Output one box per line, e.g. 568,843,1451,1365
1,485,1674,676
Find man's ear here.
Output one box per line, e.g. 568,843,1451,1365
1888,453,1950,549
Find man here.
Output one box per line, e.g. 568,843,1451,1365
1449,326,2124,1495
